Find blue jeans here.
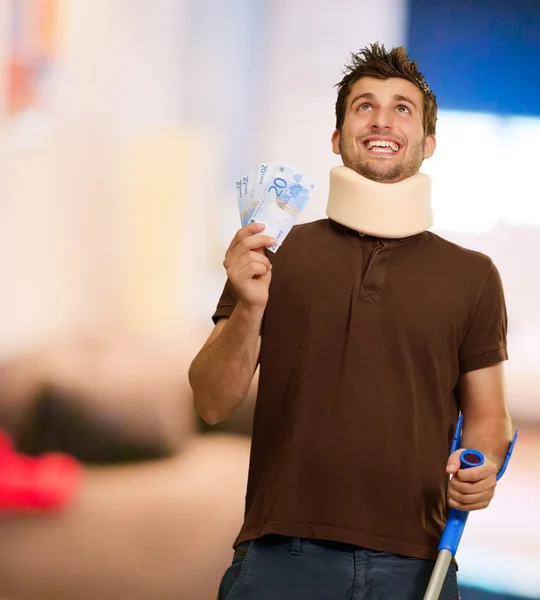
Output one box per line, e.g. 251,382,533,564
218,535,459,600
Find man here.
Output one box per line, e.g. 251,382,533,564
189,43,513,600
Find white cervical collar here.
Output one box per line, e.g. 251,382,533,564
326,165,433,239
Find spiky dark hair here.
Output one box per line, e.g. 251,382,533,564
335,42,437,135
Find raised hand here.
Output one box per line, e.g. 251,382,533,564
223,223,276,310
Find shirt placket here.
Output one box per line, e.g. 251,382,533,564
357,238,392,308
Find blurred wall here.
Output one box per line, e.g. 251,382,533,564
0,0,217,358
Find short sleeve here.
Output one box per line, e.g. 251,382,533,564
211,278,240,324
458,261,509,374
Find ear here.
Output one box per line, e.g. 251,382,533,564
424,134,436,159
331,129,341,156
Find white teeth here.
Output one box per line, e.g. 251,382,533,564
366,140,399,152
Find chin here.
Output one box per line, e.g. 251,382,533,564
354,165,404,184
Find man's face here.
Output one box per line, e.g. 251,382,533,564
332,77,436,183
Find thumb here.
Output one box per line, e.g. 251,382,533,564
446,449,464,475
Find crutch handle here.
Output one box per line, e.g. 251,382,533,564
438,449,484,554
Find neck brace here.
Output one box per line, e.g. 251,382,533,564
326,166,433,239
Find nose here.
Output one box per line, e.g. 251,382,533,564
369,107,393,131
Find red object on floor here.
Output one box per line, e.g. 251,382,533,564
0,430,82,511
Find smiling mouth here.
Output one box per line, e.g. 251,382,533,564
363,139,401,154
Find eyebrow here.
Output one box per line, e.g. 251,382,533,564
349,92,376,108
393,94,418,111
349,92,419,112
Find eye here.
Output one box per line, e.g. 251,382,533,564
396,105,410,113
358,103,373,111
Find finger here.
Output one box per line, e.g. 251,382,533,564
236,261,270,279
449,475,495,495
449,482,495,503
226,223,267,254
224,251,272,273
456,463,496,483
226,235,277,262
448,489,494,511
448,499,492,511
446,449,464,475
448,487,493,506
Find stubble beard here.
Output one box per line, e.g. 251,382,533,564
340,136,426,184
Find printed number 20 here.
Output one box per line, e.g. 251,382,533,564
268,177,287,197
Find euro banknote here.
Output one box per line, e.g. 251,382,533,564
236,163,316,252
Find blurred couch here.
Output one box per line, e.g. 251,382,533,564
0,332,255,600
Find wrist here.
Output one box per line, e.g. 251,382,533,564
237,299,266,321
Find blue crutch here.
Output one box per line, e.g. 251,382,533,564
423,414,519,600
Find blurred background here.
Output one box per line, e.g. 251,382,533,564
0,0,538,599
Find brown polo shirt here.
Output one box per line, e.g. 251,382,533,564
212,218,508,560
